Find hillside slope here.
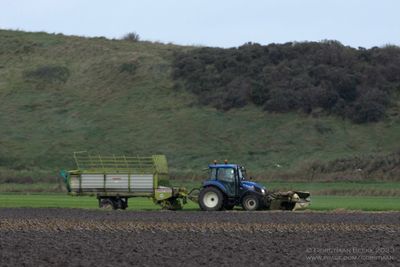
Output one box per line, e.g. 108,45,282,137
0,30,399,181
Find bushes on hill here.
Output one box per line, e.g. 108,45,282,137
119,62,137,75
24,65,70,83
172,41,400,123
122,32,140,42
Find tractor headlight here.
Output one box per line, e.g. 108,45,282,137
261,188,266,195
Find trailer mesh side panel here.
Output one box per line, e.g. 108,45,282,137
70,152,160,193
73,151,155,174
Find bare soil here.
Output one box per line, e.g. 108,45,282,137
0,208,399,266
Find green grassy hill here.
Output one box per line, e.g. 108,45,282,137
0,30,399,182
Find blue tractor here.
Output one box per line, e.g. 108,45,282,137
197,161,310,211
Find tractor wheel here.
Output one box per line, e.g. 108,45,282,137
199,187,224,211
242,194,260,211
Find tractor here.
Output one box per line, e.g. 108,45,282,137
197,161,310,211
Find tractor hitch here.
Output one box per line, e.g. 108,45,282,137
266,191,311,211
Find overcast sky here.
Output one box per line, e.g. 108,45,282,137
1,0,399,48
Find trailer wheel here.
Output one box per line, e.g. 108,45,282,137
242,194,260,211
199,187,224,211
120,198,128,210
99,198,116,210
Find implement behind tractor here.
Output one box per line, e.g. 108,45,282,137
61,152,310,211
61,152,188,210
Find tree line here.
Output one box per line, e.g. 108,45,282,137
172,41,400,123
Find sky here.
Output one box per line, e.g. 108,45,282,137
1,0,399,48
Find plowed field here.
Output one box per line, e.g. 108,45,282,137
0,209,399,266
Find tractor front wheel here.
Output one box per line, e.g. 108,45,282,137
242,194,260,211
199,187,224,211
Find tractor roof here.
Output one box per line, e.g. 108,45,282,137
209,164,238,169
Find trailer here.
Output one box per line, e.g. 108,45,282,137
60,151,189,210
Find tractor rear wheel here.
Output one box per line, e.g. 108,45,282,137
199,187,224,211
242,194,260,211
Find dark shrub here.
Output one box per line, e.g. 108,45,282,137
172,41,400,123
264,89,299,112
122,32,140,42
24,65,70,83
350,88,389,123
215,77,251,110
119,63,137,74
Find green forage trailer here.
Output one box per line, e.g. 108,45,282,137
60,151,189,210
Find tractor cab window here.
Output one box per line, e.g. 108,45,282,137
217,168,235,183
238,168,244,180
239,166,247,180
210,168,217,179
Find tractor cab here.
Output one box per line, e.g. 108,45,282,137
199,161,267,211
